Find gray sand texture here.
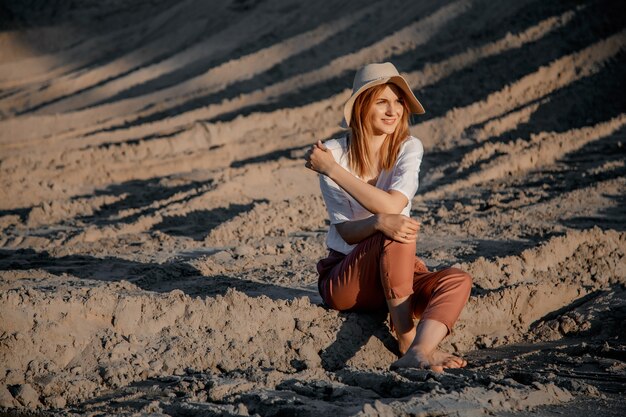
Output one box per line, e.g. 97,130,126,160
0,0,625,415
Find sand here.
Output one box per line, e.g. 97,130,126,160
0,0,625,415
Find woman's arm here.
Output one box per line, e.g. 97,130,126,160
307,139,421,244
305,141,407,214
336,213,421,245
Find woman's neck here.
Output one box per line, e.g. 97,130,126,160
369,133,386,159
360,133,386,181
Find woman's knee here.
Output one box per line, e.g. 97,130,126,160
382,237,416,260
379,238,416,298
446,267,473,293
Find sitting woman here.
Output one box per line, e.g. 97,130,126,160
305,62,472,372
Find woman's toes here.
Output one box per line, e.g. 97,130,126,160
438,354,467,369
430,364,444,373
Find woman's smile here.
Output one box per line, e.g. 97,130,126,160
369,85,404,136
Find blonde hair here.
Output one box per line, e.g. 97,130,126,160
347,83,411,178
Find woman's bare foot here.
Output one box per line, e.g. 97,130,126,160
390,347,467,373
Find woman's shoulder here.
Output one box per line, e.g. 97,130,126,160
323,135,349,161
400,135,424,154
323,135,348,151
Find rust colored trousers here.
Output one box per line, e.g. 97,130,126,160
317,232,472,332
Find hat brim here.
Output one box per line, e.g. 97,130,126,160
340,75,425,129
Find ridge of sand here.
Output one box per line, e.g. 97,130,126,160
419,114,626,199
411,28,626,149
20,4,371,116
3,25,620,210
405,6,580,91
0,0,209,88
0,0,518,147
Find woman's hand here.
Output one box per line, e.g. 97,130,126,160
375,213,420,243
305,140,336,176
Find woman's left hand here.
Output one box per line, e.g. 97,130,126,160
305,140,336,176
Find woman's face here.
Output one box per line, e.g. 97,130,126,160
368,85,404,136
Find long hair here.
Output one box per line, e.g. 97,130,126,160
347,83,411,178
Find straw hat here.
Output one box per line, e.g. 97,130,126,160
341,62,425,128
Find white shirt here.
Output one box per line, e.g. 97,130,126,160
319,135,424,255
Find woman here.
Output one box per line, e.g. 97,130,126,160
304,62,472,372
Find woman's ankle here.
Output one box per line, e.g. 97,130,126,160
406,342,433,356
395,327,416,355
407,319,448,354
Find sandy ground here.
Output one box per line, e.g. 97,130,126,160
0,0,625,415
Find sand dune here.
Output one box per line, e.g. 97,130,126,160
1,0,625,415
